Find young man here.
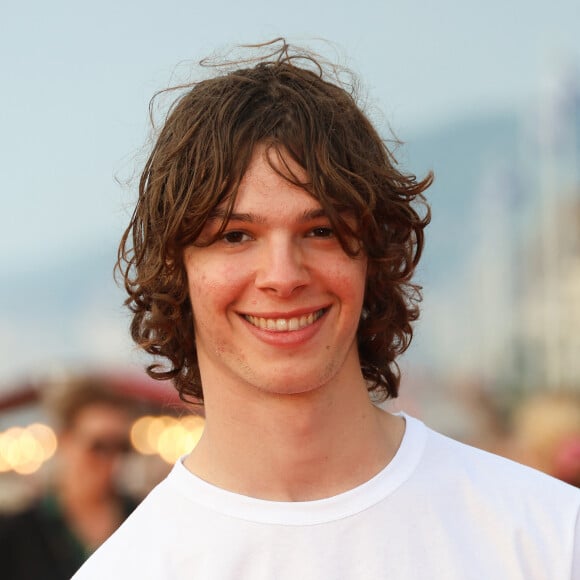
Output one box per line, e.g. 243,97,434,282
75,40,580,578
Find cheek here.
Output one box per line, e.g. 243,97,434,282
188,264,248,313
329,259,367,301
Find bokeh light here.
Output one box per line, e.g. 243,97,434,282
130,414,205,464
0,423,57,474
0,414,205,474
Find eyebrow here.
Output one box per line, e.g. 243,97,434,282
207,207,328,225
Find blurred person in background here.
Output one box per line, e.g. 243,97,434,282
511,390,580,487
0,375,139,580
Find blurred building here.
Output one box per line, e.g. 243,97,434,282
467,60,580,395
519,196,580,388
519,61,580,390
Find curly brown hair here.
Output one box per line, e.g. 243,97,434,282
117,39,432,404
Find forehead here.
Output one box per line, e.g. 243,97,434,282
70,403,131,435
212,144,322,219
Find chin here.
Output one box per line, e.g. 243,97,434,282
251,367,334,397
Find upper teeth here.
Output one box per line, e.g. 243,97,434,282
244,310,324,332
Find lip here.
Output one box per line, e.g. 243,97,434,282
240,306,329,319
243,307,327,331
238,306,330,346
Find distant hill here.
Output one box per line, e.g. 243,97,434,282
404,111,520,286
400,111,521,371
0,240,131,387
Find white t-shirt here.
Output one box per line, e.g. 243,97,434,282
74,414,580,579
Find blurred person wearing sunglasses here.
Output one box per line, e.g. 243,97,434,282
0,375,139,580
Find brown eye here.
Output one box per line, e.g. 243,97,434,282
222,231,250,244
308,227,334,238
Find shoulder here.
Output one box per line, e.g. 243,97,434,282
398,415,580,573
410,415,580,518
427,421,575,485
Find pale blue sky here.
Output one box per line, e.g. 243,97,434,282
1,0,579,272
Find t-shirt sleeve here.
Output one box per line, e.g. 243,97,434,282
572,505,580,580
570,507,580,580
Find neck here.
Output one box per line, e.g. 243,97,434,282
56,474,124,551
185,376,404,501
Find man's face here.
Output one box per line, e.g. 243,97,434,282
60,403,132,497
183,145,367,399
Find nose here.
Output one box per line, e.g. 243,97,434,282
254,235,310,297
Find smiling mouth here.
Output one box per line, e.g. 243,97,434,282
243,308,327,332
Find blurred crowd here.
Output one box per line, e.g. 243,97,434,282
0,371,578,579
510,390,580,487
0,372,203,579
